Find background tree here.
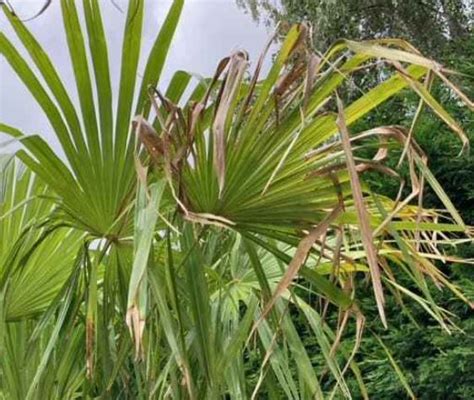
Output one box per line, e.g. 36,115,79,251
237,0,473,56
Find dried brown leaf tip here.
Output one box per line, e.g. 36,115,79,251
212,51,248,198
133,116,164,166
336,95,387,328
256,203,343,328
126,305,146,361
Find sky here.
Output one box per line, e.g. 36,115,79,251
0,0,275,153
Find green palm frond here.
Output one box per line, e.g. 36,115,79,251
0,156,83,320
136,23,471,323
0,0,184,236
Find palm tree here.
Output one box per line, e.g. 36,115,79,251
0,1,472,398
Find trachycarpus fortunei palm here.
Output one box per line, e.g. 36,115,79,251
0,1,473,398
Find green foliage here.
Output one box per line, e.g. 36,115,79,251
0,0,472,398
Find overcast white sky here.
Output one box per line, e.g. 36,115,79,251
0,0,275,152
